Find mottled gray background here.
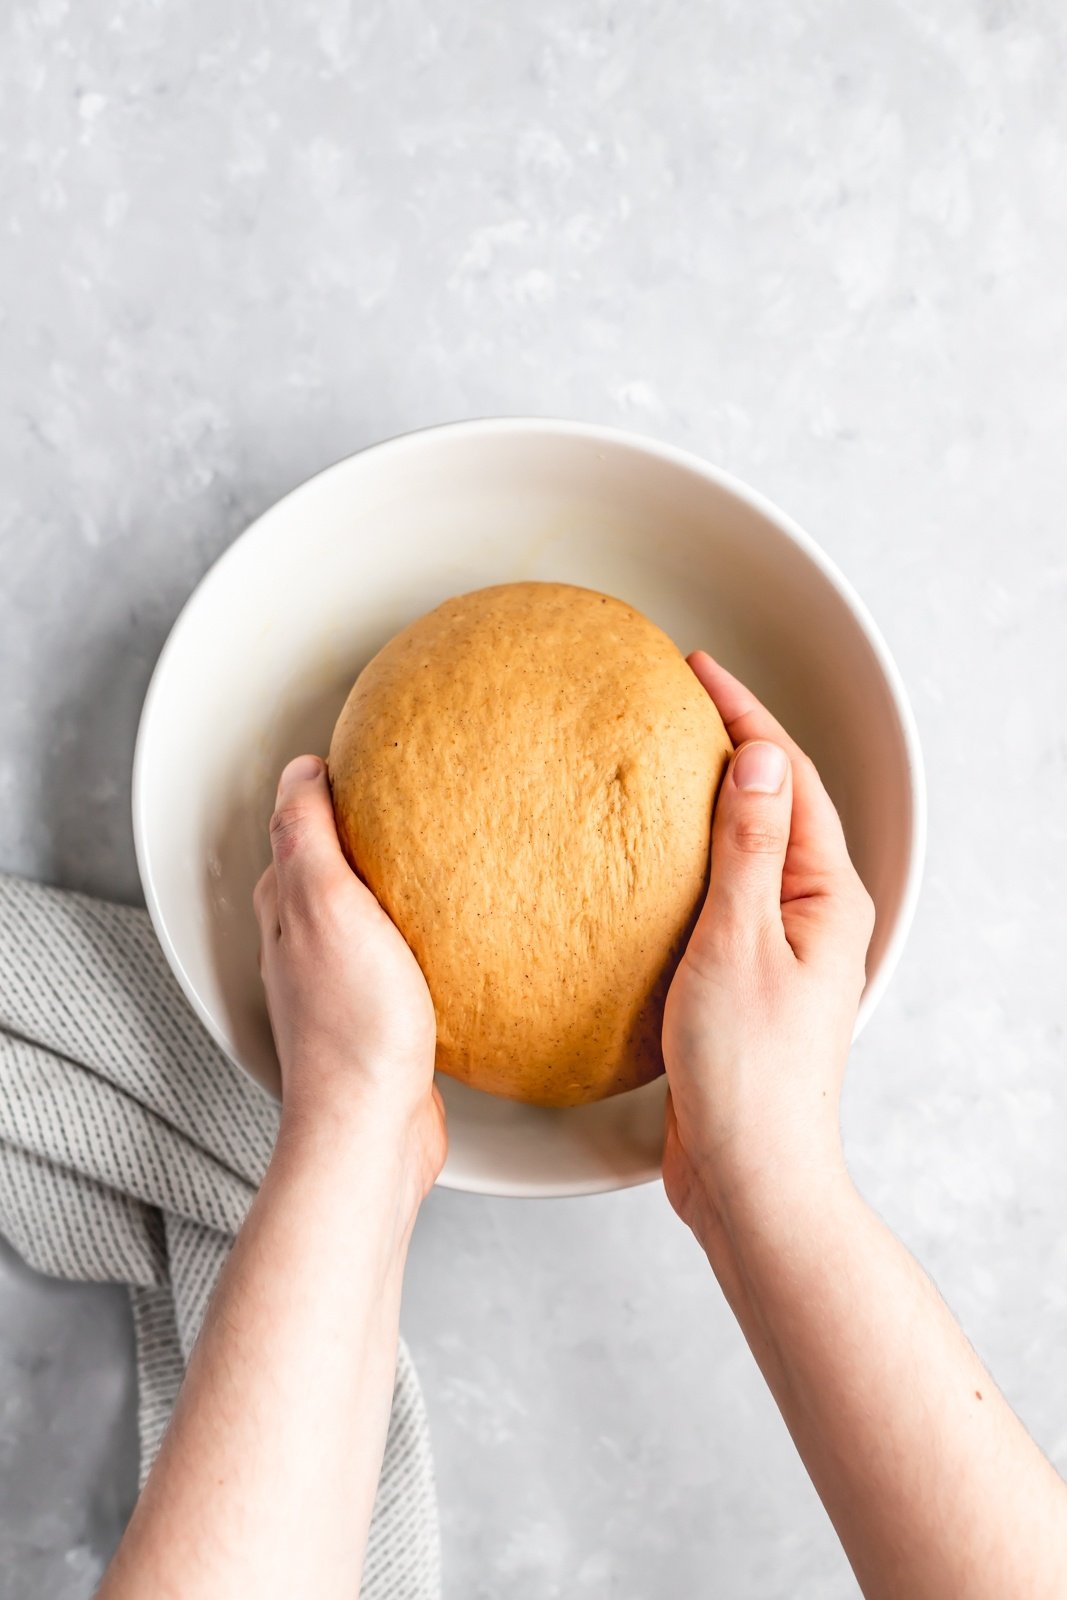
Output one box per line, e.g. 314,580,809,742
2,1,1066,1595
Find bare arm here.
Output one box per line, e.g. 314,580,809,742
100,755,446,1600
710,1165,1067,1600
663,655,1067,1600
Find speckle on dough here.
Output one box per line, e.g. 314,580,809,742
328,581,732,1107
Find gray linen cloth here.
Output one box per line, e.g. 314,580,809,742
0,872,440,1599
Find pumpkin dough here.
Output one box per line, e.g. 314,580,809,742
328,582,732,1107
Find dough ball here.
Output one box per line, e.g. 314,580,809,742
328,582,732,1107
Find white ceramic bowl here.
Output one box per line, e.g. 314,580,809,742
133,418,925,1198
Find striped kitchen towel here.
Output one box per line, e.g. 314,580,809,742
0,871,439,1600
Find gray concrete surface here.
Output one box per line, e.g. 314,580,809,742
2,1,1066,1595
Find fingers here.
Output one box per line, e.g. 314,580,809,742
703,740,793,939
267,754,347,919
688,652,792,748
688,650,854,888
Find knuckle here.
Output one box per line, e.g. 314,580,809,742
268,804,310,860
729,814,787,857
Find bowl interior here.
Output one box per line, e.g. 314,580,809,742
134,421,922,1196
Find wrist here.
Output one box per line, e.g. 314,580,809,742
279,1077,423,1142
273,1097,430,1242
279,1048,436,1149
689,1132,855,1256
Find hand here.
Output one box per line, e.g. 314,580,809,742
662,653,875,1250
254,755,446,1199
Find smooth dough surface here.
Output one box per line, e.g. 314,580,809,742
328,582,732,1107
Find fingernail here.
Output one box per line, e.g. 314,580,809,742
278,754,323,795
733,742,788,794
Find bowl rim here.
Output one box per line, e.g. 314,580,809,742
132,415,928,1195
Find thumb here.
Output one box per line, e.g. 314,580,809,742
268,755,345,902
703,740,792,936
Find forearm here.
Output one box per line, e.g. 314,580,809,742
705,1166,1067,1600
100,1108,420,1600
